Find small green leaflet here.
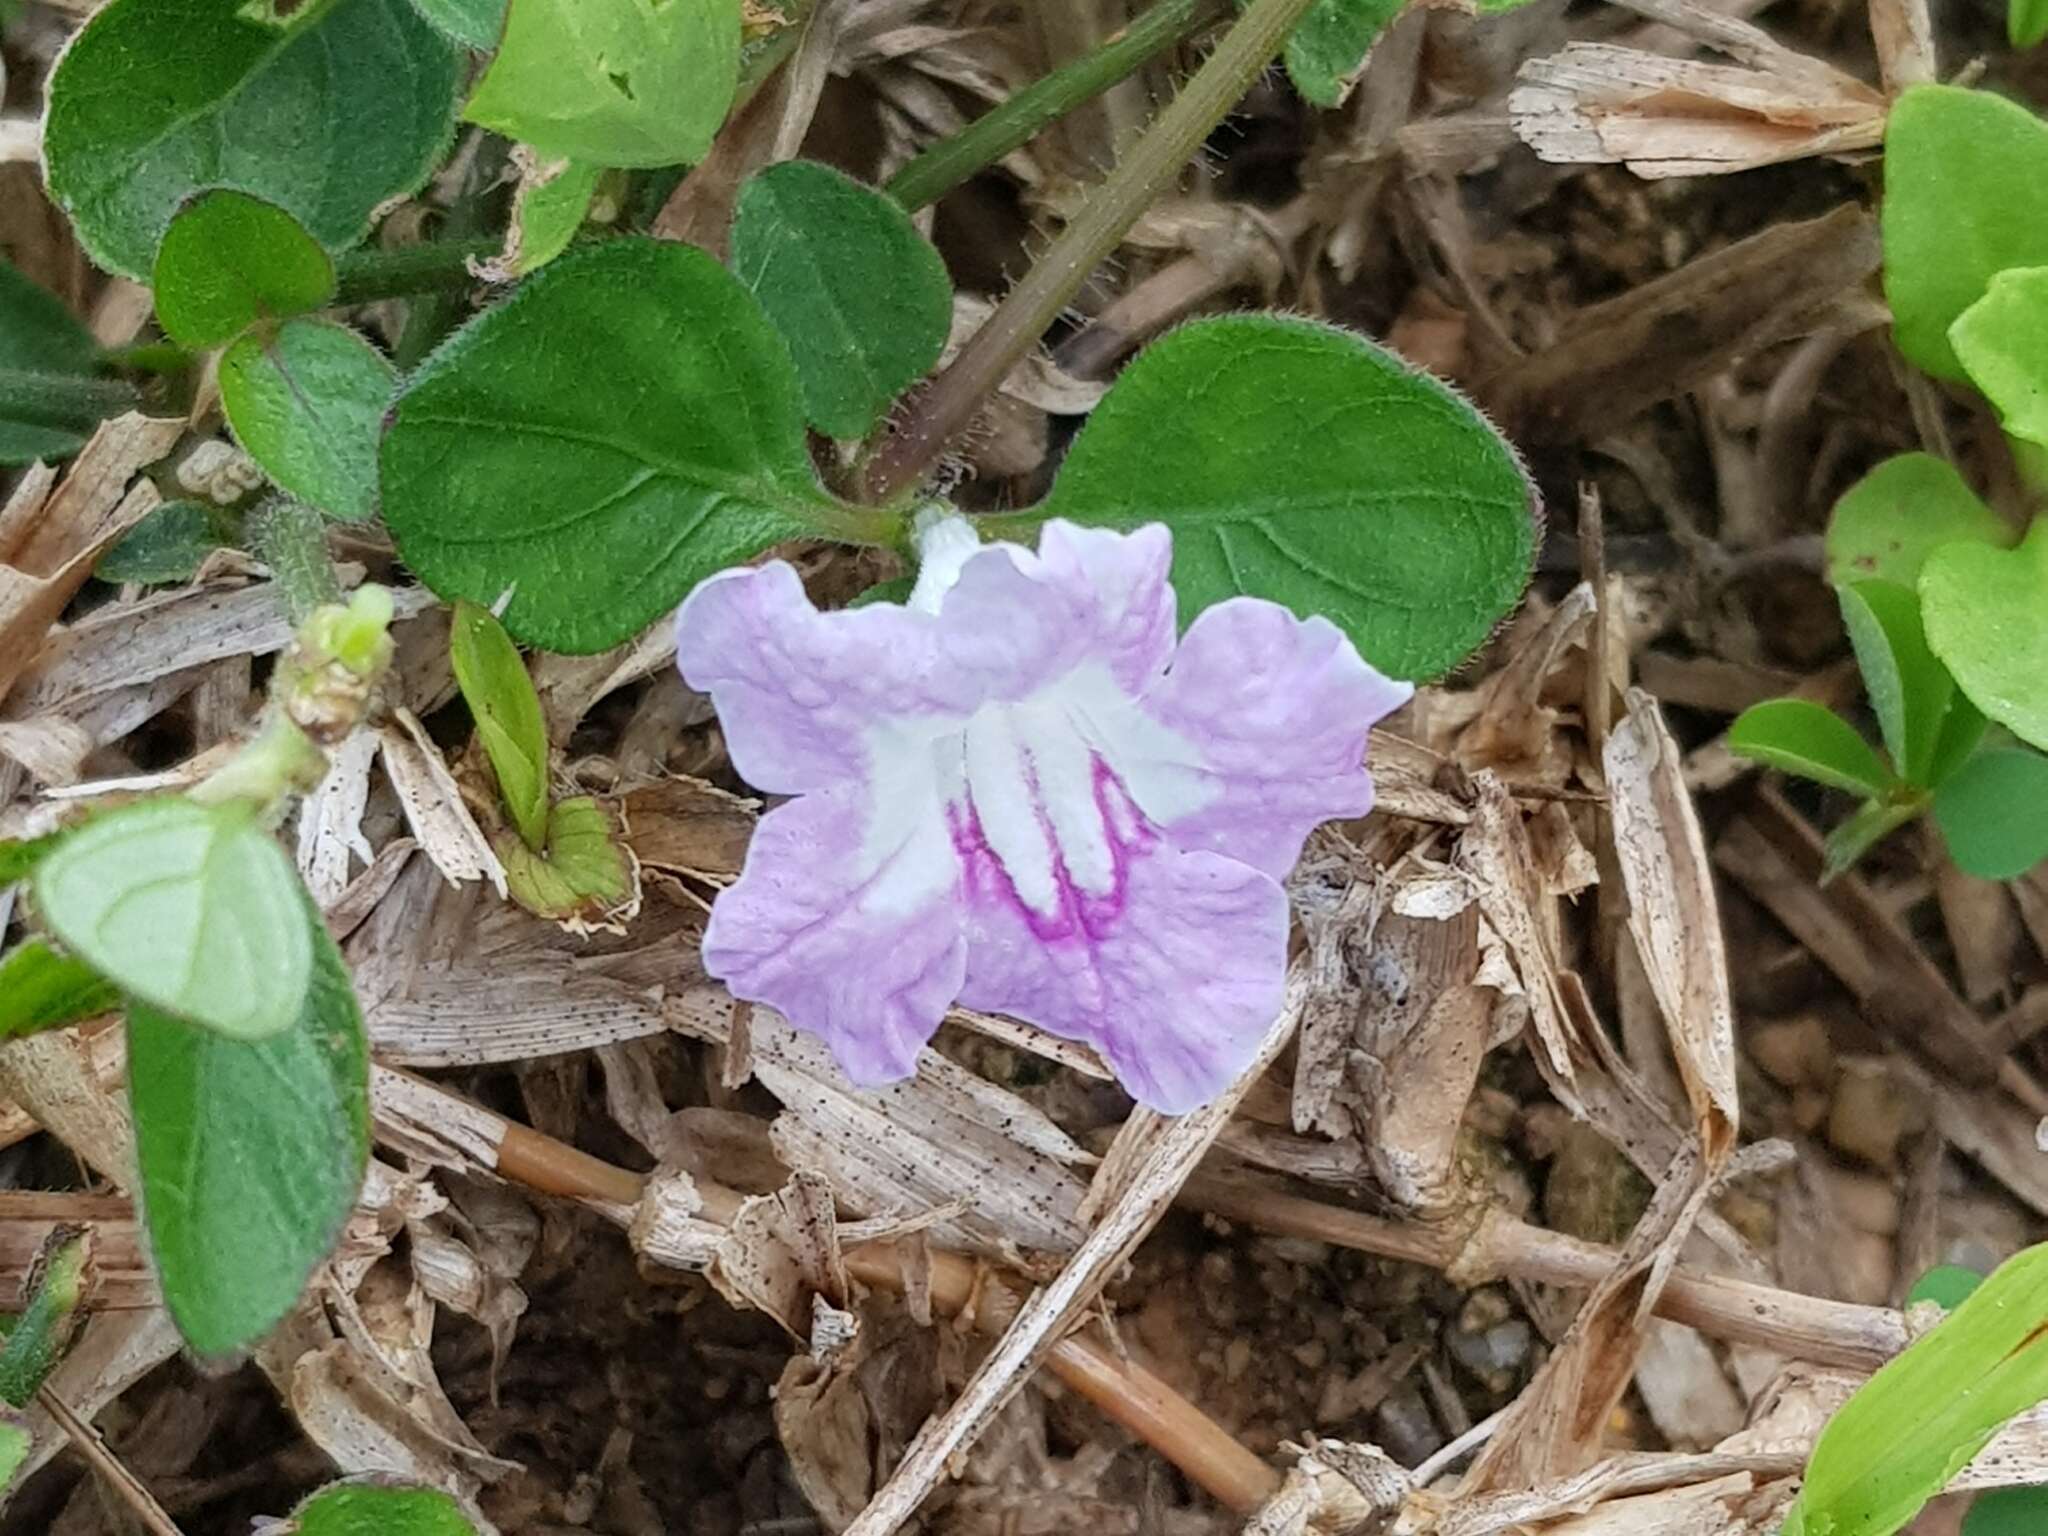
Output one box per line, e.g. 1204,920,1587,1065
1282,0,1403,107
1782,1241,2048,1536
0,941,119,1042
286,1477,482,1535
381,238,846,653
731,161,954,440
42,0,460,279
1907,1265,1986,1311
1965,1487,2048,1536
1951,266,2048,450
450,600,551,851
222,320,396,523
0,1228,93,1407
0,260,131,467
1838,581,1954,789
461,0,740,168
0,831,64,886
128,895,370,1357
409,0,505,48
1934,748,2048,881
1726,698,1894,796
1029,313,1536,680
482,154,606,281
1880,85,2048,382
1824,454,2014,590
1921,519,2048,753
2013,0,2048,49
97,500,239,585
499,796,633,921
32,797,312,1041
150,191,335,349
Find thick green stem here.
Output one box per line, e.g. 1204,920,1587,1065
333,236,500,305
860,0,1320,505
883,0,1224,213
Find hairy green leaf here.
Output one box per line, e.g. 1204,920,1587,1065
289,1477,481,1535
222,320,395,523
97,500,238,586
0,942,119,1041
1825,454,2014,590
382,238,844,652
1951,266,2048,450
43,0,459,279
0,1411,28,1496
128,899,369,1356
1783,1242,2048,1536
1882,85,2048,381
1839,581,1955,788
33,798,312,1041
410,0,504,47
1282,0,1402,107
461,0,740,168
732,160,953,439
0,260,128,466
151,191,335,349
487,155,605,280
450,600,551,851
1935,748,2048,880
1921,519,2048,752
1727,698,1894,795
1031,314,1536,680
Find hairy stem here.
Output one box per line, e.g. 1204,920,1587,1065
332,235,500,306
860,0,1322,504
882,0,1225,212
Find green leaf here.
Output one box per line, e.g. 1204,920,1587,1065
0,260,129,466
0,832,64,886
0,1411,29,1496
287,1477,481,1535
488,155,604,281
499,797,633,921
222,320,396,523
1825,454,2015,590
1907,1265,1985,1311
731,160,954,440
382,237,843,653
0,1228,92,1406
1927,691,1990,789
1030,313,1536,680
42,0,460,280
97,500,237,585
1728,698,1895,794
1921,519,2048,752
409,0,504,47
2012,0,2048,48
0,942,119,1041
1934,749,2048,880
1782,1242,2048,1536
1282,0,1402,107
1839,581,1955,788
450,600,551,851
1881,85,2048,382
33,797,312,1041
1821,796,1924,883
461,0,740,169
128,898,369,1357
150,191,335,349
1966,1488,2048,1536
1951,267,2048,450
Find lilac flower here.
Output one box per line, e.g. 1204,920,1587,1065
674,516,1411,1114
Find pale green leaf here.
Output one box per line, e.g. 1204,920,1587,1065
1881,85,2048,381
1921,518,2048,752
461,0,740,168
2012,0,2048,49
151,190,335,349
499,797,633,921
1839,580,1955,788
32,798,312,1041
288,1477,481,1535
731,160,953,439
1825,453,2014,590
381,238,843,653
42,0,460,280
488,155,604,280
128,897,369,1356
222,319,395,523
450,600,551,851
1934,748,2048,880
1031,313,1536,680
410,0,504,47
0,942,119,1041
1951,266,2048,449
1726,698,1894,795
